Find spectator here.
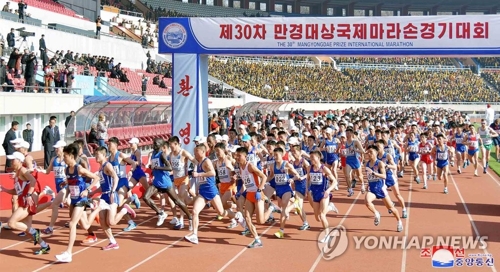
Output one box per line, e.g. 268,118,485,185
88,123,99,144
0,58,6,89
96,113,108,147
23,51,36,92
141,75,147,96
65,110,75,128
95,16,102,36
2,121,19,172
18,0,27,23
7,28,15,50
486,104,495,125
2,2,9,12
22,123,34,152
39,34,47,67
41,115,60,168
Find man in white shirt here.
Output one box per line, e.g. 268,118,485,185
485,104,495,125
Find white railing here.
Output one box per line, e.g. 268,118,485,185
337,63,460,70
213,56,317,67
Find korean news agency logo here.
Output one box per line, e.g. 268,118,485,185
317,225,349,260
421,246,494,269
317,224,493,268
163,23,187,49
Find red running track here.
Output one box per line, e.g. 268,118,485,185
0,164,499,272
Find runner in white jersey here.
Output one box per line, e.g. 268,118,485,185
167,136,196,230
478,119,498,174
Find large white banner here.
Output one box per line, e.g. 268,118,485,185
190,16,495,50
172,53,197,152
159,15,500,55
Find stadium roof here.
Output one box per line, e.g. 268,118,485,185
290,0,499,13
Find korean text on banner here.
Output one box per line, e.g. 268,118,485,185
173,54,197,152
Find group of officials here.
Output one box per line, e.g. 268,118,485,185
2,116,61,172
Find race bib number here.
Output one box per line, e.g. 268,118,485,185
197,177,207,184
326,145,336,153
54,166,65,178
171,159,181,169
151,158,160,168
275,174,288,185
218,167,228,177
69,185,80,198
437,152,447,160
409,145,418,152
456,138,463,144
310,173,322,185
14,181,25,195
243,175,255,188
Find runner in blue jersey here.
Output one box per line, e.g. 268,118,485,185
405,132,421,184
375,140,407,219
55,144,102,263
364,126,377,148
344,128,365,196
184,144,245,244
364,145,403,232
321,127,341,182
454,124,467,174
39,140,70,235
307,150,339,243
431,134,451,194
290,144,310,230
143,138,192,227
266,147,302,239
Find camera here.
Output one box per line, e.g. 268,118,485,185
19,31,35,38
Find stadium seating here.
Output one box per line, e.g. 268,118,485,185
10,0,88,20
208,58,500,102
335,57,456,67
75,123,172,153
483,70,500,90
144,0,269,17
477,57,500,68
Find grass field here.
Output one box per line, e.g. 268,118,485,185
472,122,500,177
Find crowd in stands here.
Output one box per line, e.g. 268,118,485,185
483,70,500,91
208,81,235,97
335,57,455,66
477,57,500,68
208,58,500,102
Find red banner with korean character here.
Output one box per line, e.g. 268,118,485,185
172,53,198,152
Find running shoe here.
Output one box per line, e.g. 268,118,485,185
41,227,53,235
402,210,408,219
299,223,310,231
173,223,184,230
374,213,380,226
102,243,119,251
131,194,141,209
123,222,137,232
34,245,51,255
3,224,11,230
235,212,246,229
294,199,302,215
122,204,136,219
184,234,199,244
241,229,250,236
169,217,179,225
227,219,238,229
351,179,357,188
347,188,354,197
397,221,403,232
82,235,98,244
157,212,167,226
247,239,262,248
19,232,26,237
444,188,449,194
274,230,284,239
55,251,72,263
328,202,339,214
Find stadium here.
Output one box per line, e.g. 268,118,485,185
0,0,499,271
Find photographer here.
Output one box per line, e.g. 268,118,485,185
141,74,147,96
24,51,36,92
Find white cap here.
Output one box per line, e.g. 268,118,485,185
303,131,311,136
339,132,347,138
193,136,205,143
375,122,381,127
269,124,276,129
290,126,298,132
7,151,25,162
304,120,310,124
14,141,30,149
53,140,67,148
238,124,246,129
229,145,240,153
381,124,388,129
10,138,23,144
288,137,300,145
325,127,333,134
251,123,258,128
215,134,223,142
129,137,139,144
222,135,229,141
434,121,440,125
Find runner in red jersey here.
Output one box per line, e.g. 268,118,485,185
418,133,434,189
0,152,51,255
